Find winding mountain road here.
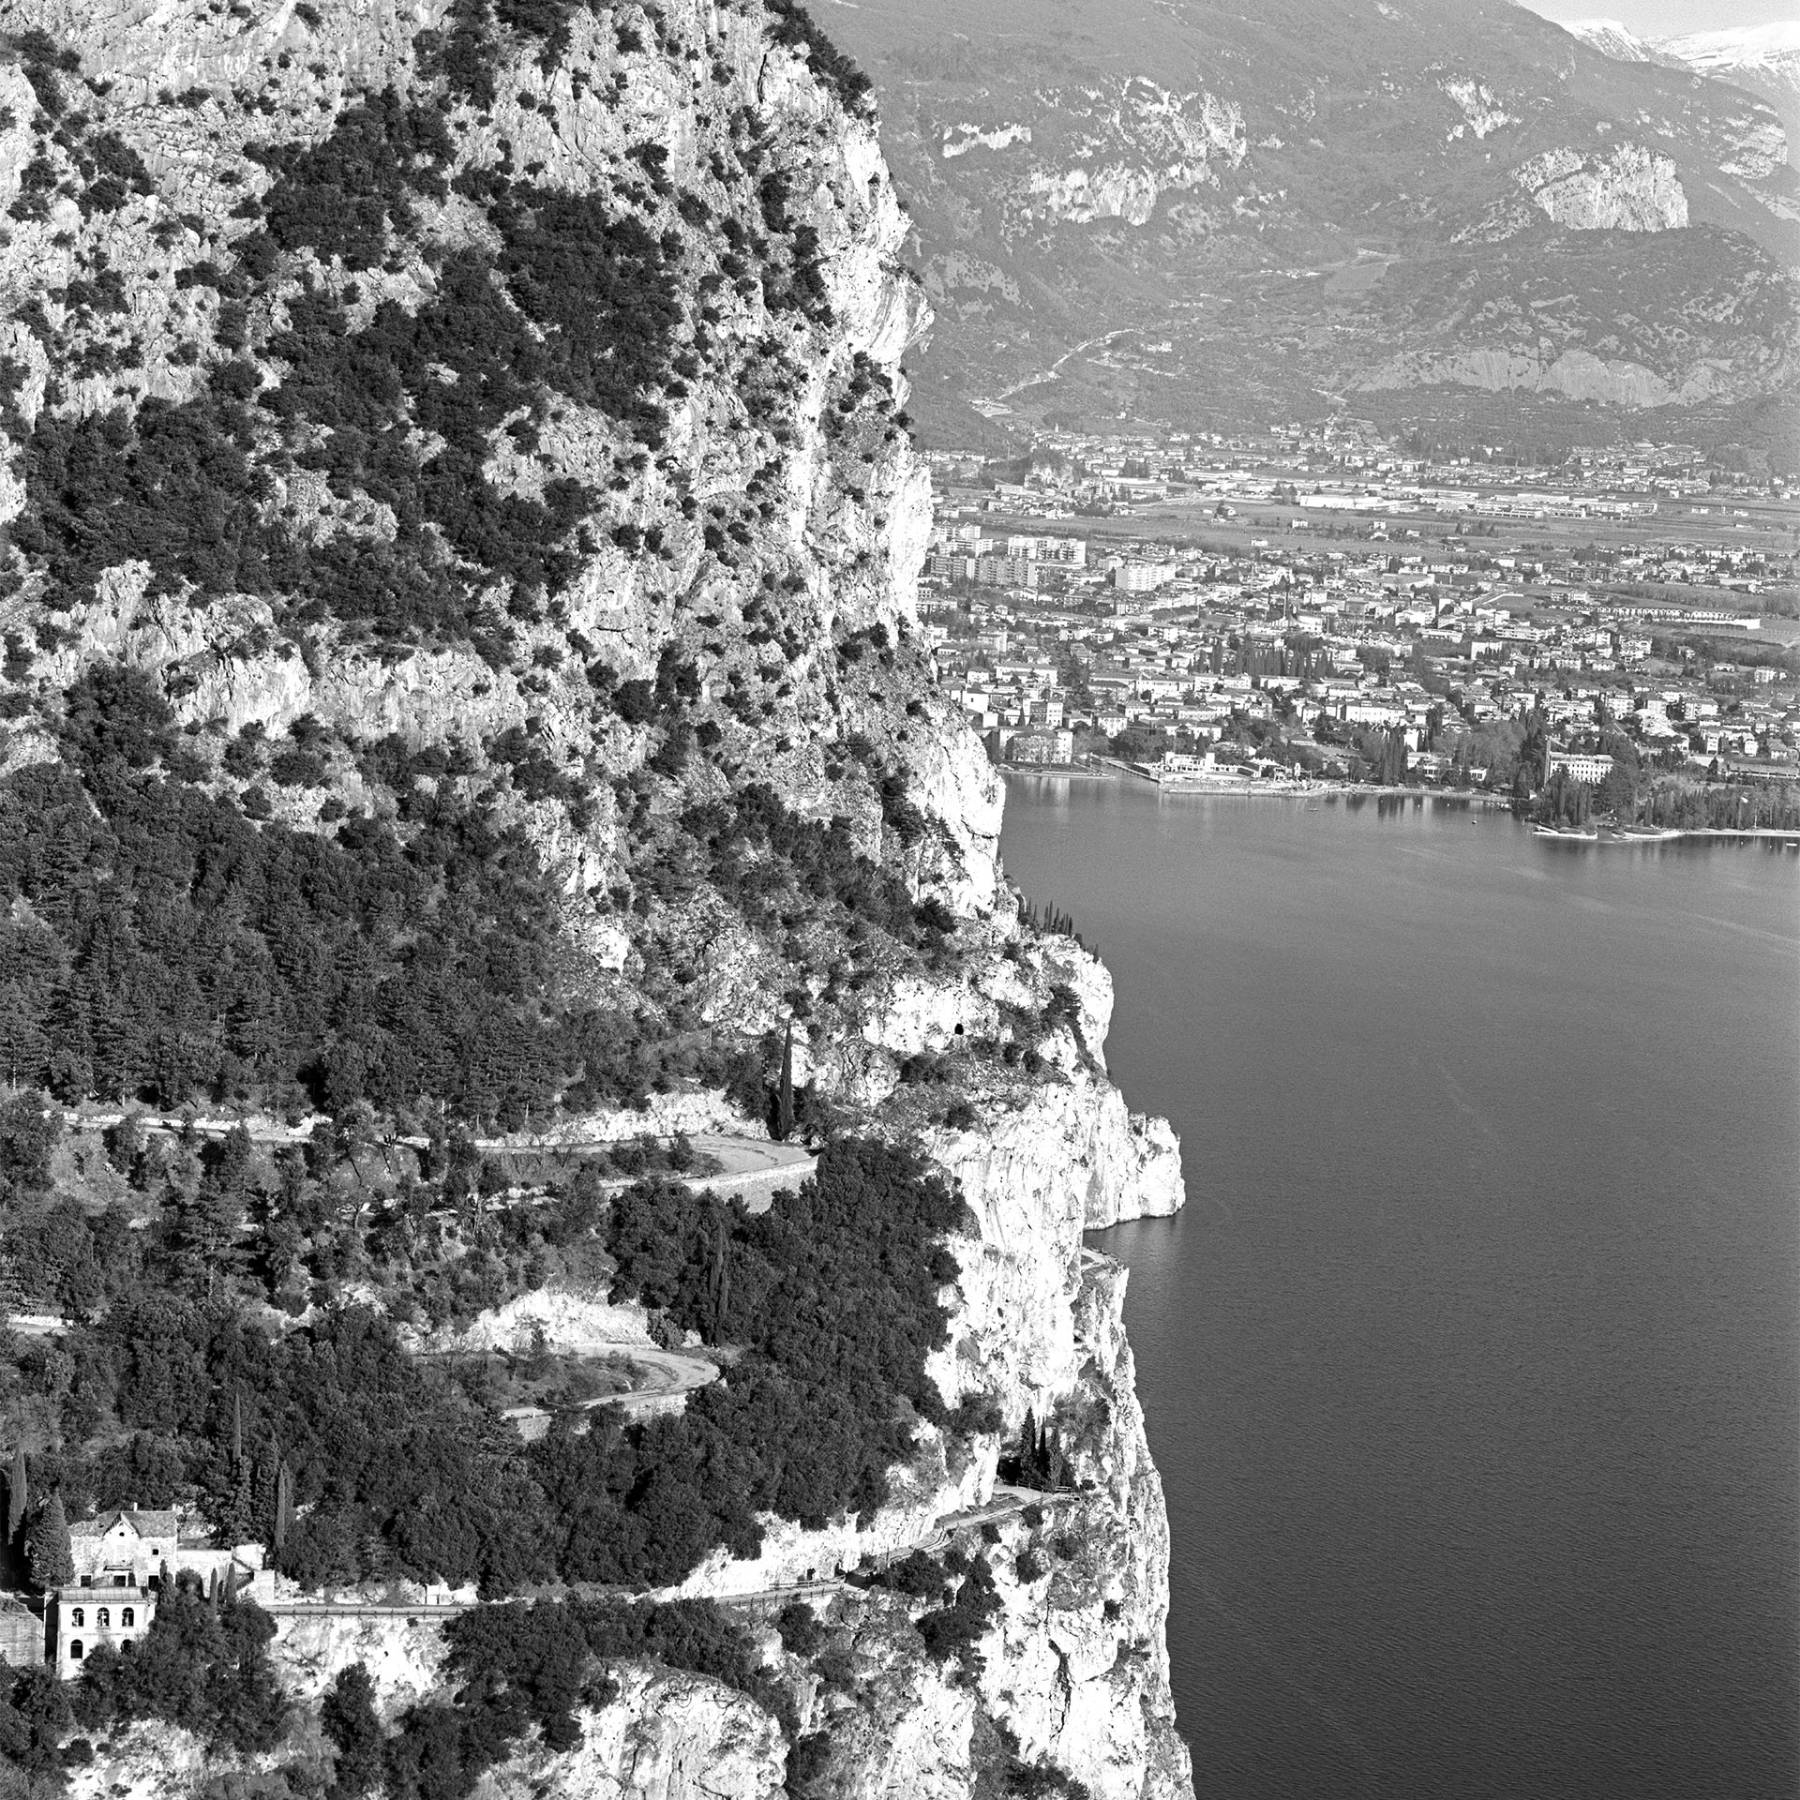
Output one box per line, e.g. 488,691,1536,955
501,1344,723,1439
58,1109,817,1207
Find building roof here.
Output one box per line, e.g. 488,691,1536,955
69,1508,179,1542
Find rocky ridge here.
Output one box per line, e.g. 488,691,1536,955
0,0,1192,1795
1514,142,1688,232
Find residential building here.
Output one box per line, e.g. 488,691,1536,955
1547,749,1615,786
51,1506,273,1678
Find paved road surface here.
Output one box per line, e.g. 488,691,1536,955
712,1483,1069,1611
264,1483,1073,1623
502,1344,722,1439
679,1135,815,1210
58,1109,817,1207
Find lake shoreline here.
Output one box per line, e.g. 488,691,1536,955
1004,766,1800,840
1001,780,1800,1800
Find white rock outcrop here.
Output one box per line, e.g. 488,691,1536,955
1351,344,1764,407
491,1668,787,1800
271,1611,451,1707
1515,142,1688,230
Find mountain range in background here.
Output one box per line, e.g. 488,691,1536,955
819,0,1799,465
1569,19,1800,170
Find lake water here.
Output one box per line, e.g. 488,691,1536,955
999,778,1800,1800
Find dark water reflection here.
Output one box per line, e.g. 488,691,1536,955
1000,779,1800,1800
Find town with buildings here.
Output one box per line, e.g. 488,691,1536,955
919,421,1800,799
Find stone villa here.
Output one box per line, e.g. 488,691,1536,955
50,1507,273,1677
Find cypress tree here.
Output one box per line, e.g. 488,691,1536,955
774,1022,795,1143
252,1437,279,1538
706,1224,726,1332
6,1445,26,1544
1017,1408,1038,1486
274,1461,294,1555
219,1456,255,1549
26,1492,74,1590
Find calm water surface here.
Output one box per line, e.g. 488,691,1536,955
1000,779,1799,1800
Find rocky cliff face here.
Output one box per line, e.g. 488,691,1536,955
3,0,1192,1794
1515,143,1688,232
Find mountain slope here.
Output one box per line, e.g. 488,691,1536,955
1581,20,1800,168
821,0,1799,442
1565,19,1673,66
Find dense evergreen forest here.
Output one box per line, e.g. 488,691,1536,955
1524,766,1800,830
0,657,969,1121
0,1125,995,1789
2,1135,975,1592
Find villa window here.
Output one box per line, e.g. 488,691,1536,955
70,1609,83,1628
97,1609,110,1628
79,1576,92,1588
114,1574,128,1586
68,1641,82,1661
121,1608,135,1627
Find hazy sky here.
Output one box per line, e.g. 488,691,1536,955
1523,0,1793,35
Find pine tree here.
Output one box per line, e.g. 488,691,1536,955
322,1663,385,1798
26,1492,74,1590
0,983,48,1089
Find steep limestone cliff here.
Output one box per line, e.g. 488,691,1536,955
0,0,1191,1793
1515,142,1689,231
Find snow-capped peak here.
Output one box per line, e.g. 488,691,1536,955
1564,17,1661,64
1658,21,1800,77
1566,15,1800,113
1656,20,1800,107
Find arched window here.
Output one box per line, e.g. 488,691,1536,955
97,1608,110,1628
121,1608,135,1627
70,1608,84,1628
68,1641,83,1661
